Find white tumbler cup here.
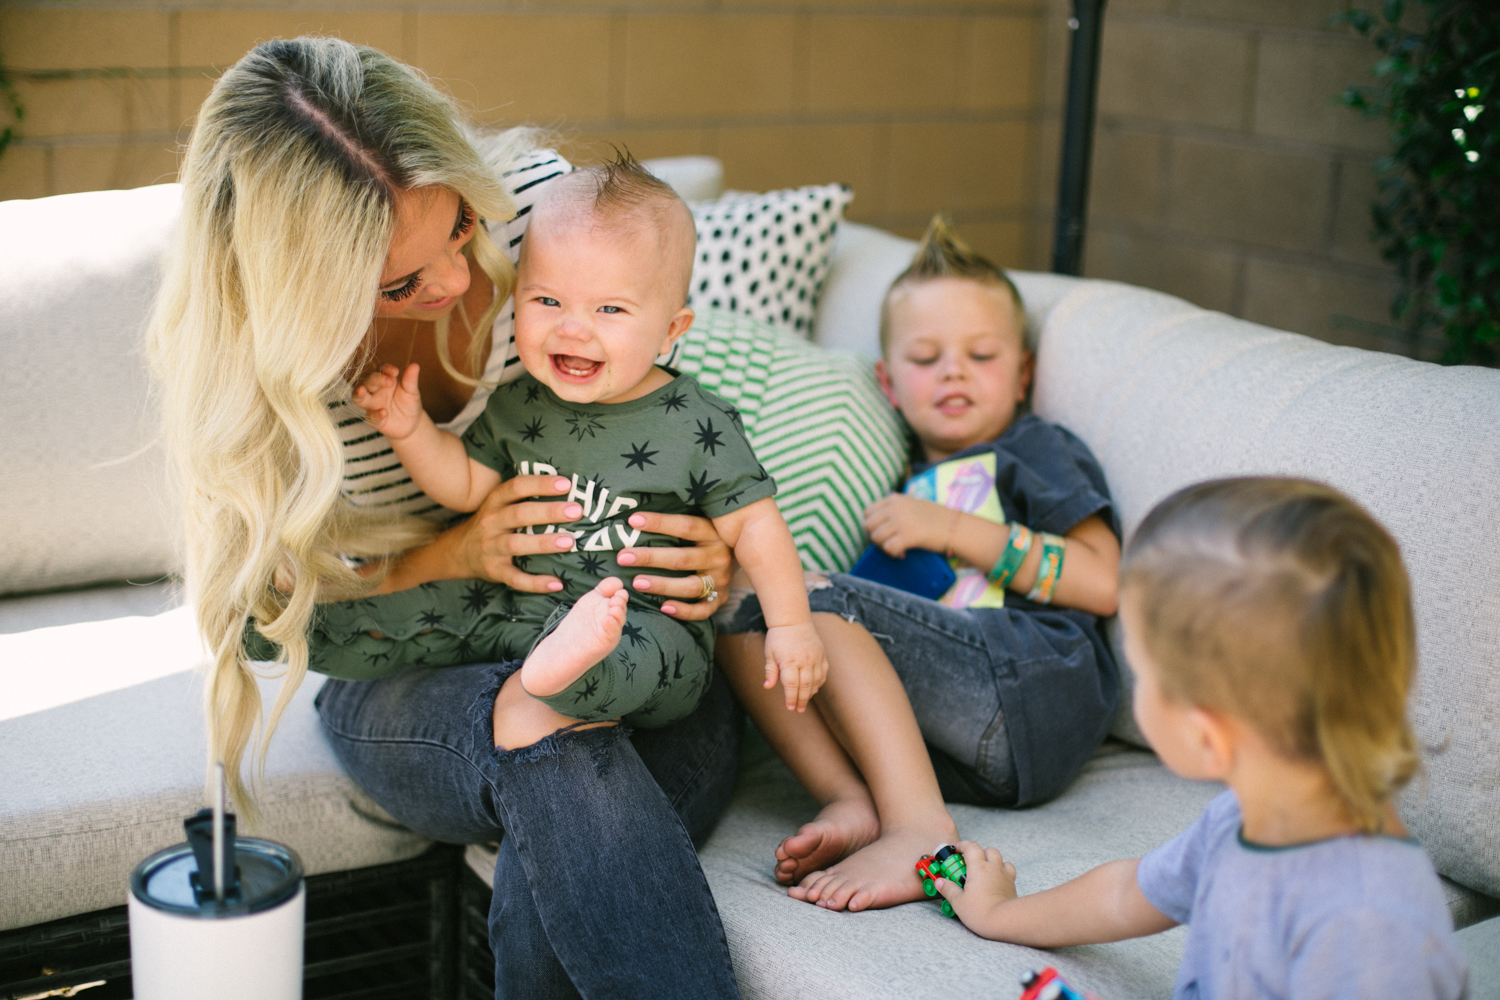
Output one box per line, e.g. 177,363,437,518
128,833,304,999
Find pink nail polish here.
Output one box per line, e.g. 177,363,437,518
633,577,651,590
629,514,646,527
553,478,569,491
661,604,676,615
616,551,636,565
547,581,563,591
564,504,583,519
556,536,572,549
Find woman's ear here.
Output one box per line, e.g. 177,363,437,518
875,358,901,410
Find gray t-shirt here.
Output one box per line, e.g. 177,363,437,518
1137,789,1467,1000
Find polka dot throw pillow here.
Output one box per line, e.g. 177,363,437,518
688,184,854,336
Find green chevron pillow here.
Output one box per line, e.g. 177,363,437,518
676,308,912,572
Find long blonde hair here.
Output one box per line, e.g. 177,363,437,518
148,37,531,821
1122,477,1419,832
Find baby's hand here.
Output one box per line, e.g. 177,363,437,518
864,494,955,558
762,622,828,713
934,840,1019,934
353,363,424,441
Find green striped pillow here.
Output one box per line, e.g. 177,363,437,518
676,308,912,572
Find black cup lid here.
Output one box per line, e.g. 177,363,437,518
130,837,303,917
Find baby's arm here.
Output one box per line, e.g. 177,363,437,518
712,497,827,713
352,363,500,513
935,840,1175,947
864,496,1120,616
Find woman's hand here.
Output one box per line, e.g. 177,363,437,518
613,511,732,620
373,474,583,595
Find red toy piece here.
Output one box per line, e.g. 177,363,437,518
1018,967,1100,1000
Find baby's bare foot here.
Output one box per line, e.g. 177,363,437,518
522,578,628,698
788,820,958,913
774,792,880,886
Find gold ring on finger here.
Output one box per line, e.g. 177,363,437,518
697,574,716,600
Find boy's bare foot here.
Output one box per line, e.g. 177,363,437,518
521,578,628,698
788,820,958,912
774,792,880,886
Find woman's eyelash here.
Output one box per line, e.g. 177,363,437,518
451,200,476,241
381,277,421,302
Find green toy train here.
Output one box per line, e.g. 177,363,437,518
914,844,967,918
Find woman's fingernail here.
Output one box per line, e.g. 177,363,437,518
553,478,569,491
633,576,651,590
563,504,583,519
629,513,646,527
661,603,677,615
547,581,563,592
555,535,573,549
616,551,636,565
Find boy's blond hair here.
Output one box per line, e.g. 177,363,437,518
878,215,1027,354
1122,477,1419,833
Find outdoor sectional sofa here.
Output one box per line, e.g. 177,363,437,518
2,157,1498,999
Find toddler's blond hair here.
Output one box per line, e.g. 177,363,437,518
879,215,1026,354
1122,477,1419,833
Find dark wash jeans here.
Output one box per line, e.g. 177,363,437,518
315,660,744,1000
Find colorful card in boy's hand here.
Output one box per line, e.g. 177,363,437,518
849,544,956,601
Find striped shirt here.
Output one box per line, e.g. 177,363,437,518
334,148,572,520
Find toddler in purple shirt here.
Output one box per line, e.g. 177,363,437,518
930,477,1467,1000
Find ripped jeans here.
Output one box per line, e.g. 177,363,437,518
315,660,743,1000
724,572,1020,806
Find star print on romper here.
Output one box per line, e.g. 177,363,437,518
694,418,724,456
525,383,543,404
461,582,491,614
686,469,721,507
578,551,607,576
656,650,671,689
418,609,446,629
573,675,601,704
657,389,689,414
521,417,546,443
622,441,658,471
566,412,607,441
620,621,647,648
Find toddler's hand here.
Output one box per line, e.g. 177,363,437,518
864,494,956,558
762,622,828,713
935,840,1019,933
353,363,424,441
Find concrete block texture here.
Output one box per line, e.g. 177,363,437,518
1097,20,1253,130
1179,0,1356,31
0,9,170,71
0,147,48,201
1241,257,1405,353
178,12,407,69
717,123,885,217
416,14,613,124
1083,227,1239,314
888,120,1030,214
1089,127,1164,228
623,15,798,119
9,77,171,140
51,142,179,197
964,16,1042,112
1331,157,1387,270
1254,34,1389,152
1167,139,1333,253
807,17,962,115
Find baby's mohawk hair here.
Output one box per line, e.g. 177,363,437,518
585,146,680,217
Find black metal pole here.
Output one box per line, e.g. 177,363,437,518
1052,0,1107,275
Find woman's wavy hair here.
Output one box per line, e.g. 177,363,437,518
878,214,1028,354
148,36,534,821
1122,477,1420,832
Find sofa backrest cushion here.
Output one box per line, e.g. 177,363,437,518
0,184,183,597
1033,281,1500,899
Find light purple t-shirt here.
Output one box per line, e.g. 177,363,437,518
1137,790,1467,1000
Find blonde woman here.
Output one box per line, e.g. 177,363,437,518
149,37,740,999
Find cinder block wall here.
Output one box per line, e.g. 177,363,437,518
0,0,1046,268
1031,0,1422,357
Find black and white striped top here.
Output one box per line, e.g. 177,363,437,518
333,148,572,520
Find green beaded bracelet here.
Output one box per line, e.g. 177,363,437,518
987,523,1034,589
1026,533,1066,604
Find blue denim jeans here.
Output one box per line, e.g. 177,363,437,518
315,660,743,1000
725,572,1021,806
